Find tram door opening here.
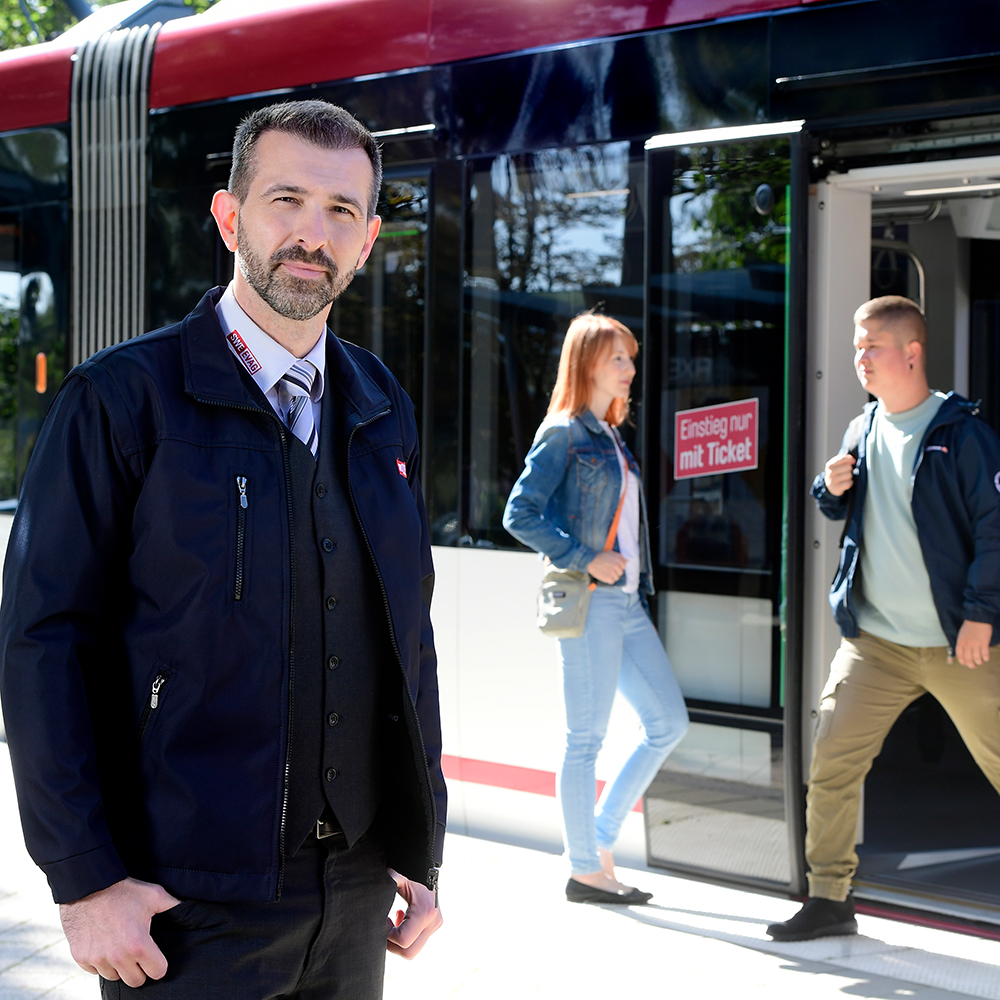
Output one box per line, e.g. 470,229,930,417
808,156,1000,923
643,133,798,889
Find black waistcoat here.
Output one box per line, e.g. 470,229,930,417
284,379,390,855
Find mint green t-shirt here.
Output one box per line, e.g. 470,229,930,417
855,391,948,648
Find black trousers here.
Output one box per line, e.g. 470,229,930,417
100,833,398,999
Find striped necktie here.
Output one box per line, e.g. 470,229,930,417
277,360,319,458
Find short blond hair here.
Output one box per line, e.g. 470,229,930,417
854,295,926,349
547,312,638,427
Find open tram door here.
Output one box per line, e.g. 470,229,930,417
641,121,811,894
805,153,1000,927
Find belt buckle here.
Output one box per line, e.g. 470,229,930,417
316,817,340,840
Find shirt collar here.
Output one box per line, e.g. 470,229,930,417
215,283,326,401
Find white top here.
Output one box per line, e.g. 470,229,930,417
598,419,640,594
215,284,327,441
856,391,948,647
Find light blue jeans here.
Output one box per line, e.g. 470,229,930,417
557,586,689,876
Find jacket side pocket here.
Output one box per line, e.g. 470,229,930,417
137,672,169,748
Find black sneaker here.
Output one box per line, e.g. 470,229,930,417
766,896,858,941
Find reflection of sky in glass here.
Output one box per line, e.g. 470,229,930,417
0,273,17,310
488,142,631,292
671,173,713,252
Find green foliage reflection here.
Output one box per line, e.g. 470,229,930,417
671,141,789,275
0,0,216,51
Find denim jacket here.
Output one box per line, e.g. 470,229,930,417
502,409,654,594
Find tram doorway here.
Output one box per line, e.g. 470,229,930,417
806,154,1000,925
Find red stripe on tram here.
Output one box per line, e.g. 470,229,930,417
441,755,642,812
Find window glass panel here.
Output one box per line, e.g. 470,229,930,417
645,720,789,884
0,213,16,500
650,139,790,714
329,174,428,430
465,143,643,547
659,143,788,582
643,138,791,889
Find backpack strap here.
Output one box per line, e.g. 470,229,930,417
838,411,867,550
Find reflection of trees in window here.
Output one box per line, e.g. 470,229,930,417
489,147,630,293
330,176,428,415
466,144,640,547
670,142,788,276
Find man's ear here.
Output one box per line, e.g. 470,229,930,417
211,190,240,252
355,215,382,270
906,339,924,370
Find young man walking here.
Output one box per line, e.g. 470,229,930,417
768,295,1000,941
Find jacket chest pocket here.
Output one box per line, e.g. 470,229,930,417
232,473,253,603
574,450,610,494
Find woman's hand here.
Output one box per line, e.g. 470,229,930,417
587,551,626,584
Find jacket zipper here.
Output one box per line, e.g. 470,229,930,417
345,409,440,892
137,673,168,744
192,394,294,901
234,475,248,601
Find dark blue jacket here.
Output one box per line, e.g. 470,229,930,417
0,289,446,904
811,393,1000,651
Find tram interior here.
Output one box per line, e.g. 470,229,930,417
816,156,1000,922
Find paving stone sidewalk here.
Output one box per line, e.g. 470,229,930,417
3,738,999,1000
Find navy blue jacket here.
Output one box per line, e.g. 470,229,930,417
0,289,446,904
811,393,1000,651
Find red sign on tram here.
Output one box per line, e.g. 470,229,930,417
674,398,759,481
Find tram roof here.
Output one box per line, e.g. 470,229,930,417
0,0,805,135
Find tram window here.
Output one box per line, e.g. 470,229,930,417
465,142,643,547
0,214,18,501
328,174,428,385
329,174,428,454
645,719,789,884
871,225,917,300
649,139,790,712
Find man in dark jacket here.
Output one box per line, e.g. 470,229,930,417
0,101,445,998
768,295,1000,942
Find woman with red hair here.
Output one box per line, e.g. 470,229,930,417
504,312,689,904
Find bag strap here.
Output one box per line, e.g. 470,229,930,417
603,465,628,552
837,410,867,550
589,466,628,591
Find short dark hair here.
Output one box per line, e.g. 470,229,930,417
229,100,382,219
854,295,927,348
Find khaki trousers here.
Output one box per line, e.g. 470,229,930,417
806,630,1000,901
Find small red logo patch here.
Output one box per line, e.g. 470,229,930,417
226,329,262,376
396,458,407,478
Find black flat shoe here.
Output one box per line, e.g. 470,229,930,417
766,895,857,941
565,877,653,905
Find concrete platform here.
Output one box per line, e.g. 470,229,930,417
2,744,999,999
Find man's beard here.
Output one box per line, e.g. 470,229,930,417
236,217,356,321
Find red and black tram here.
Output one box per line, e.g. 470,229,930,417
4,0,1000,934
